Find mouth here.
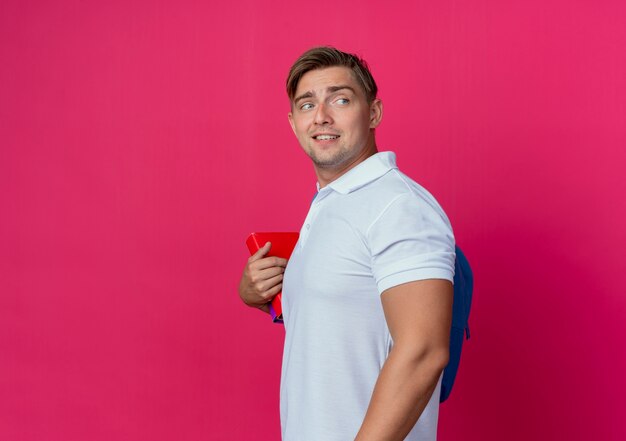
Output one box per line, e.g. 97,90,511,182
312,134,340,141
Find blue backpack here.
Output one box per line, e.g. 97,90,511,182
440,245,473,402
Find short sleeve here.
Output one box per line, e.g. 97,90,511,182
366,192,456,294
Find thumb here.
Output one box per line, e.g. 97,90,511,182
250,241,272,261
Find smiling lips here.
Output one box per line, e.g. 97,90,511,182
312,133,340,141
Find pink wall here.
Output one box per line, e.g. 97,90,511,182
1,1,625,440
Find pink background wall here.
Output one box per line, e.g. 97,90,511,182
1,1,625,440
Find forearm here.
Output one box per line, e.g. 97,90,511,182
354,347,447,441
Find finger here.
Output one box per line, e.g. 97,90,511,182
256,265,285,280
256,273,284,296
253,256,288,270
248,241,272,263
260,281,283,300
248,266,283,286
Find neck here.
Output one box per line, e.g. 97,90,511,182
315,140,378,189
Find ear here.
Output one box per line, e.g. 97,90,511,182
288,111,297,135
369,98,383,129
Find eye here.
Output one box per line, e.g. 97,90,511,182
300,103,314,111
335,98,350,105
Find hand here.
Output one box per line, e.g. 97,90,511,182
238,242,287,313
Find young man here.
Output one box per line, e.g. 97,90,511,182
239,47,455,441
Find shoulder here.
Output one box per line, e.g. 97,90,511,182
326,165,452,238
367,169,453,230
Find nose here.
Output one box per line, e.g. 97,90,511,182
314,103,333,125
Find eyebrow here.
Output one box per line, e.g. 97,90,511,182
294,91,313,105
293,85,357,105
327,85,356,95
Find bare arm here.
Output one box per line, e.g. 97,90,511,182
354,278,453,441
238,241,287,315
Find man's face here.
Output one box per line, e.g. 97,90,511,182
288,66,382,171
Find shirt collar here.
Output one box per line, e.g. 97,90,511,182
316,151,398,195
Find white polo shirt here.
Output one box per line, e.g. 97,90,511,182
280,151,455,441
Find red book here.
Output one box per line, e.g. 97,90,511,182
245,232,299,323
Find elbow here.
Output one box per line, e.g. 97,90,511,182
422,347,449,373
433,348,450,372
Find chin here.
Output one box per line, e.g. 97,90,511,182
310,151,351,169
